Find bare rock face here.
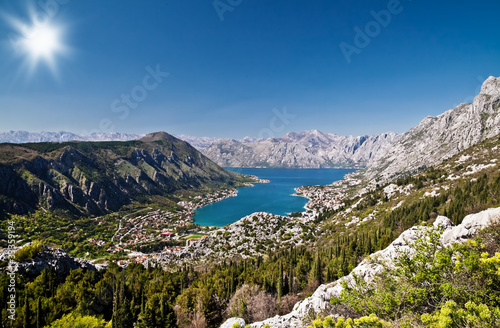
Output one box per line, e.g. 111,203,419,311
0,244,97,279
203,130,399,169
364,76,500,184
175,135,223,150
442,207,500,245
220,318,246,328
221,207,500,328
206,77,500,173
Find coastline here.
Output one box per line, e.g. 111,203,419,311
293,184,347,214
187,174,271,224
293,170,361,213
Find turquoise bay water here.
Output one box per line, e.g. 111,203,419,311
194,168,356,227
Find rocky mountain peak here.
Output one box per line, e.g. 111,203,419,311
139,131,177,143
240,136,258,143
364,76,500,183
480,76,500,97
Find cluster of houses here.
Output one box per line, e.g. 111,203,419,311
88,238,106,246
177,188,238,211
112,210,193,247
295,185,345,212
95,189,262,266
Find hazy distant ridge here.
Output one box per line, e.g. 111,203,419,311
0,131,144,143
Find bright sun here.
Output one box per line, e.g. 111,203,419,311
5,9,69,78
22,25,62,61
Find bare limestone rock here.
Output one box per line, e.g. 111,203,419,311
203,130,399,169
0,244,98,279
220,317,246,328
442,207,500,245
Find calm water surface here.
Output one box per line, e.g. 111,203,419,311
193,168,355,227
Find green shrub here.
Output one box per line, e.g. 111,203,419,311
14,240,44,262
307,314,391,328
47,313,107,327
421,301,500,328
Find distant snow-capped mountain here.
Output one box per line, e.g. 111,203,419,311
174,135,223,150
0,131,222,150
0,131,144,143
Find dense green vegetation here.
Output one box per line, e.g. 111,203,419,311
0,245,353,327
13,241,43,262
307,314,390,328
5,220,500,327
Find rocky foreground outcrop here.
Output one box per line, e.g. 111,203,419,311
0,244,102,279
220,207,500,328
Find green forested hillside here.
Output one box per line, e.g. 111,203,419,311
0,132,248,217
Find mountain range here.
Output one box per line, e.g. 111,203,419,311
0,131,223,150
2,76,499,182
202,130,400,168
0,131,144,143
0,130,402,169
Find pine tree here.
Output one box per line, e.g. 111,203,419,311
314,251,322,285
140,290,145,315
139,304,154,328
366,236,372,255
277,261,283,300
112,284,119,328
23,293,30,328
36,297,42,328
230,270,235,294
288,265,294,294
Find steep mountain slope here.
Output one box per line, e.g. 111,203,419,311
0,132,244,216
203,130,399,168
364,76,500,184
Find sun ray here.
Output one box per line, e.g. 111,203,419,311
4,7,70,79
23,25,62,59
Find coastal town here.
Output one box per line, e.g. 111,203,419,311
89,175,273,266
103,178,348,268
295,184,346,213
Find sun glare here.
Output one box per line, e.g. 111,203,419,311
4,8,70,78
22,25,62,60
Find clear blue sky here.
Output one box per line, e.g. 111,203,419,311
1,0,499,138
